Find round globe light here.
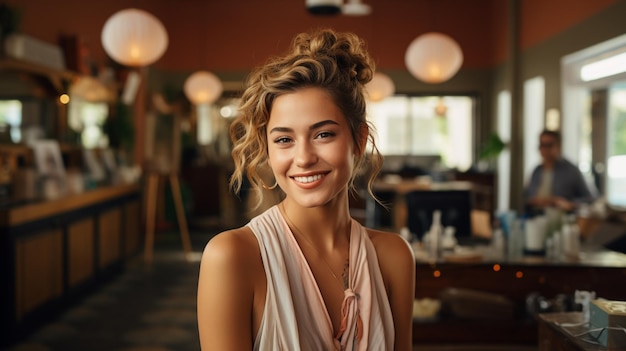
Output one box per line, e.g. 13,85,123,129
405,32,463,84
365,72,395,102
69,76,112,102
101,8,168,67
184,71,223,105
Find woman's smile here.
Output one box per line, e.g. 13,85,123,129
292,173,326,184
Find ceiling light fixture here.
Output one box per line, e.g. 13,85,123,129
183,71,223,105
365,72,395,102
405,32,463,84
342,0,371,16
580,51,626,82
306,0,342,15
101,8,168,67
305,0,371,16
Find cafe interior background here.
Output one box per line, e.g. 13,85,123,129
1,0,626,350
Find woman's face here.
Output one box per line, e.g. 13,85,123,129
266,87,356,208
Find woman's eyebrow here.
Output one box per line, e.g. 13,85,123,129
310,120,339,130
268,120,339,134
268,126,292,134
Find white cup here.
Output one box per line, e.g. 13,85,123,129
525,216,548,252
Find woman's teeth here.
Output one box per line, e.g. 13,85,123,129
293,174,323,183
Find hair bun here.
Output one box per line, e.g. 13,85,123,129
292,29,374,85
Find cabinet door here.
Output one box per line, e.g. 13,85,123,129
68,217,95,287
14,229,63,321
124,200,141,258
98,208,122,268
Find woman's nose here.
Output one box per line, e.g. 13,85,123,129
294,141,318,167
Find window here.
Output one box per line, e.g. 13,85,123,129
523,76,545,182
367,95,475,171
497,90,511,211
607,84,626,207
67,99,109,149
0,100,22,143
562,32,626,209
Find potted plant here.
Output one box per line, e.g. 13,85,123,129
477,132,506,171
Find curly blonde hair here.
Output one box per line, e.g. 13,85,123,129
230,28,383,207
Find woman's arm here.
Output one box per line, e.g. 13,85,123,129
197,229,259,350
371,231,416,351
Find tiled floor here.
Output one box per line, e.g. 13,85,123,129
6,230,213,351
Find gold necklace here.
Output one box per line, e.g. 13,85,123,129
280,202,349,291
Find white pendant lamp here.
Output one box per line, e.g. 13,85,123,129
343,0,372,16
365,72,395,102
69,76,112,102
184,71,223,105
101,8,168,67
405,32,463,84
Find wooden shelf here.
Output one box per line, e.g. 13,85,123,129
0,58,77,91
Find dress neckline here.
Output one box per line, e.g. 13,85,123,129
274,205,355,338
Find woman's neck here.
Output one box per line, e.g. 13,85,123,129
280,197,351,251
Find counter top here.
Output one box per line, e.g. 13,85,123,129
413,242,626,268
0,183,140,227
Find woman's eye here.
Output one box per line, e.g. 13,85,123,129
316,131,335,139
274,137,292,144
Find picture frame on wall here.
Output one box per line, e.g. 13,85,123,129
31,140,66,179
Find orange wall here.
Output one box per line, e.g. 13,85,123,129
519,0,616,49
4,0,618,72
7,0,502,71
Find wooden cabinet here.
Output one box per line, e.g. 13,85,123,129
0,184,141,347
67,218,95,287
413,251,626,346
14,228,64,322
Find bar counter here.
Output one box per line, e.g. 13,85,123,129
412,244,626,346
0,183,142,347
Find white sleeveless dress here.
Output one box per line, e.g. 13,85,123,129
248,206,394,351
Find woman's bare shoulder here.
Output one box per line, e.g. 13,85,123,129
366,228,412,251
200,226,260,269
365,228,415,266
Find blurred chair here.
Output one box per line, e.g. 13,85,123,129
405,189,473,240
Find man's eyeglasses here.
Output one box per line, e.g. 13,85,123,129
539,142,556,149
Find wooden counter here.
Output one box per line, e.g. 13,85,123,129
412,247,626,346
0,183,142,347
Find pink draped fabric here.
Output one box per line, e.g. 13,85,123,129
248,206,394,351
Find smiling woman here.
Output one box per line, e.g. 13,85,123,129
197,28,415,351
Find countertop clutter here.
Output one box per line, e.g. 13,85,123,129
539,305,626,351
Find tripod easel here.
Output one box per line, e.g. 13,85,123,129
142,98,193,263
143,171,193,263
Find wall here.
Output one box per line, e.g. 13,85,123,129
4,0,624,210
4,0,503,72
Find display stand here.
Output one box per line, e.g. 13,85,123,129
144,171,192,263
